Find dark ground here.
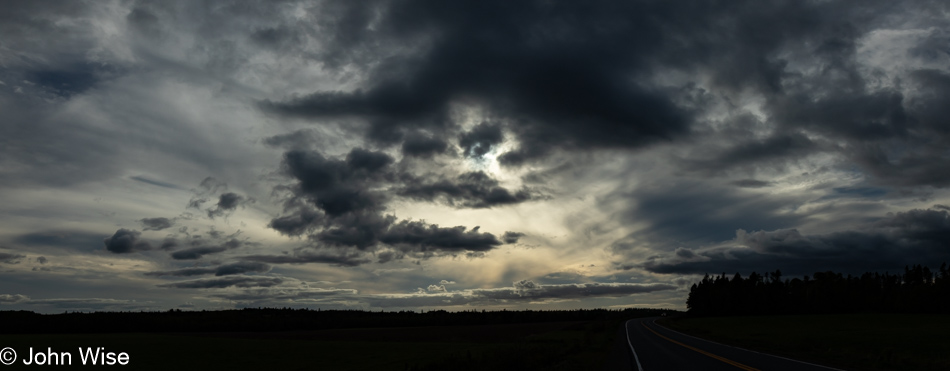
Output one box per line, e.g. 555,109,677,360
0,308,671,370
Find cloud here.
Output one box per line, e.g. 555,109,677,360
378,221,501,252
140,217,175,231
364,281,677,308
401,133,449,158
268,207,325,236
213,261,271,276
268,148,527,260
638,207,950,276
679,132,825,175
397,171,542,209
459,122,503,158
217,193,245,210
208,281,675,308
731,179,772,188
103,229,152,253
158,275,284,289
170,238,244,260
5,0,950,313
0,294,142,310
0,294,30,304
145,267,214,277
261,1,698,166
240,249,372,267
502,232,525,244
210,287,359,302
187,177,229,212
145,261,271,277
207,192,252,219
426,284,446,292
0,252,26,264
130,176,186,190
279,149,392,218
13,230,106,251
611,180,806,249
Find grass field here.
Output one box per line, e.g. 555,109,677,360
0,320,622,370
661,314,950,371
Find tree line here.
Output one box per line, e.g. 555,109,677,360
686,264,950,316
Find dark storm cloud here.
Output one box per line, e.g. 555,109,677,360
170,247,225,260
379,221,501,252
459,122,503,158
217,193,244,210
268,207,325,236
249,25,301,50
260,0,717,164
240,249,372,267
909,69,950,136
145,267,214,277
157,275,284,289
170,238,244,260
613,181,805,249
502,232,525,244
103,229,151,254
838,69,950,188
145,261,271,277
771,92,909,141
280,149,392,217
262,129,328,150
258,0,950,175
731,179,772,188
269,147,528,260
638,207,950,276
398,171,540,208
400,133,449,158
264,0,950,188
140,217,174,231
267,206,325,236
0,252,26,264
24,63,113,97
680,132,825,175
206,192,252,219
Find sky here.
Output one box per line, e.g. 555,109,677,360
2,0,950,313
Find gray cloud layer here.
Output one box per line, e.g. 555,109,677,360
639,207,950,276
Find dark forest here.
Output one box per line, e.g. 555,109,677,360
687,264,950,316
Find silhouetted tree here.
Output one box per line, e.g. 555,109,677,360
686,263,950,316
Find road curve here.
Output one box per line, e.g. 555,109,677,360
615,317,844,371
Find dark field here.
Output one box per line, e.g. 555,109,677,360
1,322,617,370
0,309,667,370
661,314,950,371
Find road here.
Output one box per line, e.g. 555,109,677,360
606,317,844,371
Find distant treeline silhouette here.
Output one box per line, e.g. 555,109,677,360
0,307,673,334
687,264,950,316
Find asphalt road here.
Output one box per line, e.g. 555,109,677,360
607,317,844,371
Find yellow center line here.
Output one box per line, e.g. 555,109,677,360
641,322,761,371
